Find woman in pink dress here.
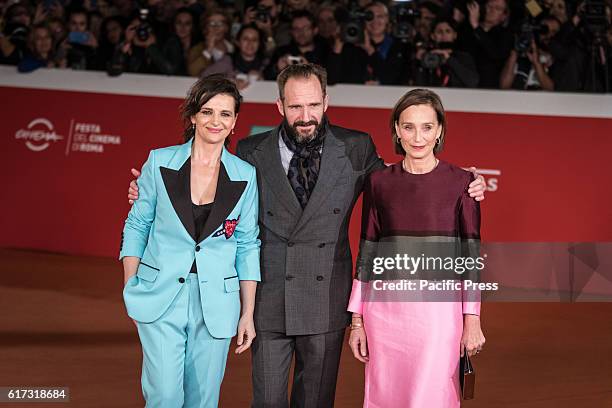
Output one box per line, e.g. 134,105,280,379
347,89,486,407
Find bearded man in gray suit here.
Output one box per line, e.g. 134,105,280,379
128,64,486,407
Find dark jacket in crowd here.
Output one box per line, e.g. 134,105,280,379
366,34,412,85
66,42,97,70
157,35,189,76
233,52,267,75
0,45,25,65
17,53,49,72
459,24,514,88
0,23,27,65
109,43,166,75
327,41,369,84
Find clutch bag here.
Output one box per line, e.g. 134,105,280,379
460,353,475,399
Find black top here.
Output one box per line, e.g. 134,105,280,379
190,201,213,273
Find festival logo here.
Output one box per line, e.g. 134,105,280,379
15,118,63,152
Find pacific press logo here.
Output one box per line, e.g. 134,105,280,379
15,118,63,152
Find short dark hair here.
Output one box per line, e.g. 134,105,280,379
171,8,197,43
276,63,327,101
390,88,446,155
291,10,316,27
180,74,242,142
173,7,196,30
432,17,458,33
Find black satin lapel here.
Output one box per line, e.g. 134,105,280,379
161,158,196,241
199,163,246,242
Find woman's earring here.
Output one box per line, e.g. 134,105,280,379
192,124,195,130
231,129,235,135
436,138,441,145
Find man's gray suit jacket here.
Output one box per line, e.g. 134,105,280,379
236,124,384,336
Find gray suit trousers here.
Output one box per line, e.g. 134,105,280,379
251,329,346,408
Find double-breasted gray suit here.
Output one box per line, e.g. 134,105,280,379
236,123,384,408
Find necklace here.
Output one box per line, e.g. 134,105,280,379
402,158,439,174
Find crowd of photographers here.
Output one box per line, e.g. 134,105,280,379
1,0,610,92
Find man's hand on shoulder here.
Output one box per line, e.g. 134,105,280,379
128,168,140,205
467,167,486,202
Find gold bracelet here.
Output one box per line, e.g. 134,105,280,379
350,322,363,330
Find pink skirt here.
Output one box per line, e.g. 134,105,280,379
348,280,478,408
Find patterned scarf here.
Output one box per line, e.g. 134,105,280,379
280,117,327,209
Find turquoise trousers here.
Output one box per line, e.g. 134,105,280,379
136,273,231,407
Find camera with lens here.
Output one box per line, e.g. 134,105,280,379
3,22,29,48
255,5,272,22
136,8,151,42
334,0,374,44
514,19,548,54
390,0,420,41
420,42,453,70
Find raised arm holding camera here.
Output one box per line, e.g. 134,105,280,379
108,8,176,76
243,0,284,55
500,15,561,90
414,18,479,87
1,3,32,65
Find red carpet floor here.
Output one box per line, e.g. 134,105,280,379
0,248,611,407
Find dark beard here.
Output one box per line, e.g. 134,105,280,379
282,115,328,145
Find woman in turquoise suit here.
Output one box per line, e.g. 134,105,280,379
119,75,260,407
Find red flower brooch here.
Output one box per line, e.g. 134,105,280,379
213,217,240,239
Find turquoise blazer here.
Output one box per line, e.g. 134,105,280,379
119,139,261,338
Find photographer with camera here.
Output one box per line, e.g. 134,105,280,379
243,0,289,54
322,2,369,84
414,18,479,87
108,9,168,75
264,10,330,79
500,15,560,90
360,1,413,85
1,3,32,65
458,0,514,88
